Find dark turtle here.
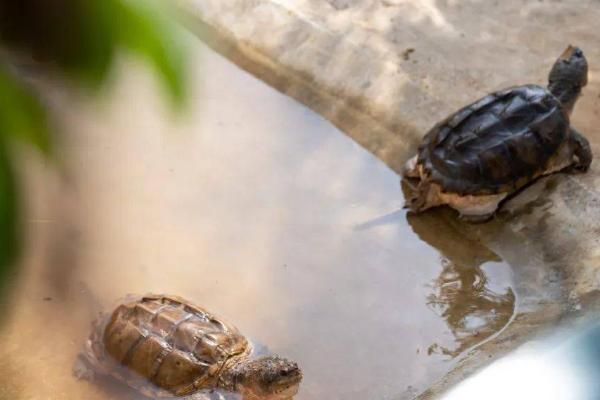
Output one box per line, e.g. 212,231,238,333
403,45,592,220
74,294,302,400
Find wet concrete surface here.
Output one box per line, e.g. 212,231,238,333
175,0,600,397
0,41,518,399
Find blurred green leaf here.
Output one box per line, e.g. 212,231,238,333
114,0,187,107
67,0,117,86
72,0,188,101
0,0,187,106
0,0,190,302
0,0,115,88
0,136,19,301
0,65,50,155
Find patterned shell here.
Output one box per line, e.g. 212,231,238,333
99,295,249,397
418,84,569,195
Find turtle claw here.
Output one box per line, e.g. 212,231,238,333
407,196,425,213
566,161,590,174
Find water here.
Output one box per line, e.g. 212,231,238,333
0,40,515,399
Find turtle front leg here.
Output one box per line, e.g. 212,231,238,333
570,127,592,172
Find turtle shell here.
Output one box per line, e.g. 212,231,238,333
417,84,569,195
95,295,249,397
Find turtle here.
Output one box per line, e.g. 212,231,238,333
74,294,302,400
403,45,592,220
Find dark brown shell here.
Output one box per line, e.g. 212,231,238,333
418,84,569,195
96,295,249,397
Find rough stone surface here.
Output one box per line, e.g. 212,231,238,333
175,0,600,398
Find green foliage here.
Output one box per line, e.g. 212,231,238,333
0,0,188,303
0,0,187,105
71,0,187,106
0,66,48,303
0,136,18,301
115,0,187,106
0,66,50,155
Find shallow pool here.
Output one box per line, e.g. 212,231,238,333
0,39,515,400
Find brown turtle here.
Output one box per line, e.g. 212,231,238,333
74,294,302,400
403,45,592,220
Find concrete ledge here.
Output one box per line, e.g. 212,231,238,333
175,0,443,173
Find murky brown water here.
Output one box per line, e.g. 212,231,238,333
0,40,515,400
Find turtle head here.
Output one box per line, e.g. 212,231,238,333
548,45,588,115
232,355,302,400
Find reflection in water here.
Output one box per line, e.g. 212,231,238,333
406,207,516,359
426,257,515,358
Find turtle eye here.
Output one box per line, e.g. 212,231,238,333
573,48,583,58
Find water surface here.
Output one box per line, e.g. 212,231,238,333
0,40,515,400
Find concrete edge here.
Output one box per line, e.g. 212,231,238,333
174,1,423,174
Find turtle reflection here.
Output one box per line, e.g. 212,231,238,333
406,209,515,358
